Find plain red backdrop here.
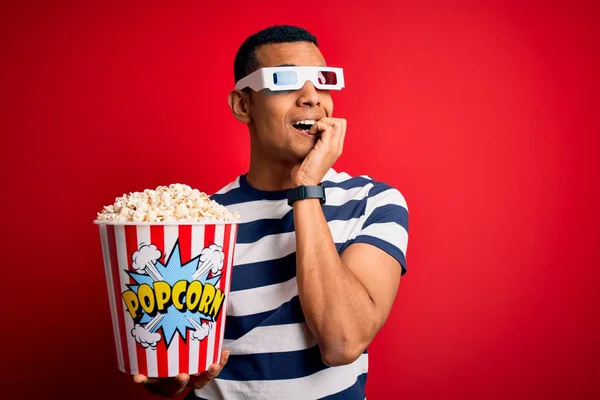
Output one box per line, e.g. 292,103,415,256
1,1,598,399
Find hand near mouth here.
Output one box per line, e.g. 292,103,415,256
291,117,347,187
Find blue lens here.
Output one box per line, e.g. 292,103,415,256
273,71,297,85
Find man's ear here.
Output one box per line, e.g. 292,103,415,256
228,90,251,124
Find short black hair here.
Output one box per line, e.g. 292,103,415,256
234,25,318,84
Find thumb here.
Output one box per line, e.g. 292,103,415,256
175,373,190,386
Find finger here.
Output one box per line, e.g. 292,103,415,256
219,349,230,366
134,374,188,397
176,373,190,385
133,374,160,385
191,350,230,389
308,120,331,136
324,118,342,150
309,121,335,146
336,118,347,154
320,118,343,150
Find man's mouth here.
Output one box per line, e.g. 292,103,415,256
291,120,317,132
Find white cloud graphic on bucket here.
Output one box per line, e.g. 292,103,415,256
131,314,164,349
188,317,213,341
191,244,224,280
132,243,163,281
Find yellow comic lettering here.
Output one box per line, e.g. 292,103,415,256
122,290,139,319
199,283,215,315
172,280,187,311
138,284,155,315
208,288,225,320
154,281,171,312
186,281,203,312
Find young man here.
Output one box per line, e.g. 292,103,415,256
135,25,409,399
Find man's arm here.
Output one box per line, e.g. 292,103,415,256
289,116,407,366
294,198,402,366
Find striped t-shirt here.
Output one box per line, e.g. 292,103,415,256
188,168,409,400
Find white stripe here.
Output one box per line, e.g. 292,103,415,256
115,225,139,374
357,222,409,255
196,353,369,400
234,231,295,265
324,183,373,206
214,176,240,194
222,323,316,355
329,218,365,243
227,199,289,224
168,331,179,376
217,224,236,363
191,225,205,258
189,329,200,374
234,212,406,268
366,187,408,214
188,225,204,374
223,175,370,224
233,187,407,267
322,168,342,182
137,225,159,377
163,225,180,376
208,224,226,370
228,276,297,317
99,225,125,371
164,225,178,261
215,224,225,251
235,218,365,267
205,320,216,371
146,344,158,377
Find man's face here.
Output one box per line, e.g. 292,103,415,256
246,42,334,162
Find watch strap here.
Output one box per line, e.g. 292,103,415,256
287,184,326,206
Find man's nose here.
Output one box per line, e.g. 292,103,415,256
296,81,321,107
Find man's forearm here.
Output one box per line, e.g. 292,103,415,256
293,199,376,366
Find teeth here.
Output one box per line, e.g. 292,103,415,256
294,120,316,126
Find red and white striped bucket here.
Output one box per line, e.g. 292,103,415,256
94,221,238,378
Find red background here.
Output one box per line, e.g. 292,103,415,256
1,1,598,399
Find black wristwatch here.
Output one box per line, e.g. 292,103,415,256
287,184,326,206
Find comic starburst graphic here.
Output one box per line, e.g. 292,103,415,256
126,241,222,347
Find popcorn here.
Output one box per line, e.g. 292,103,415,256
96,184,240,223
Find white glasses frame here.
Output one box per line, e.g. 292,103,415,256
234,66,345,92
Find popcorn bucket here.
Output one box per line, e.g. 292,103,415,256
94,221,238,377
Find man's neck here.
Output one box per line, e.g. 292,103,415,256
246,145,299,191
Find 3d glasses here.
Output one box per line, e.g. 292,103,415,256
235,66,345,92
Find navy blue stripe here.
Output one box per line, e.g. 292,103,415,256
362,204,409,232
187,373,367,400
319,373,367,400
232,232,401,292
218,345,328,381
230,253,297,291
225,296,304,340
237,217,291,244
368,182,395,196
211,175,375,205
210,187,254,206
236,199,368,244
323,176,373,190
353,235,407,275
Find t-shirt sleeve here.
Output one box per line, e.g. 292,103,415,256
352,182,409,275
